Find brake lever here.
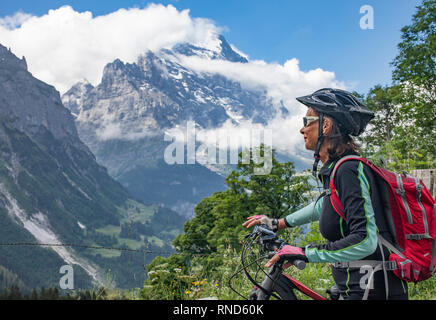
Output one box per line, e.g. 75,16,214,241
257,225,276,236
244,226,261,240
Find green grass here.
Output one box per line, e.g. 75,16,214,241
96,225,121,236
408,277,436,300
117,199,156,223
117,238,145,250
139,246,436,301
94,224,167,249
144,236,165,248
87,248,121,258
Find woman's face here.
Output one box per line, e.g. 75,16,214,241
300,108,319,151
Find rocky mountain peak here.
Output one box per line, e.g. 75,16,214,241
0,44,28,71
61,79,94,115
62,34,275,138
217,34,248,63
170,34,248,63
0,43,91,155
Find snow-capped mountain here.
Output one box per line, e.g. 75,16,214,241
62,35,287,218
63,35,284,137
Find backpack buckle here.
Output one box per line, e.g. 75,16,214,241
386,260,398,271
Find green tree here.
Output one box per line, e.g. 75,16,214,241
141,146,313,299
362,85,404,166
363,85,402,150
392,0,435,94
173,145,311,258
390,0,436,167
362,1,435,171
226,146,311,219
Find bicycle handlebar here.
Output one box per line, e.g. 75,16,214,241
293,259,306,270
249,224,306,270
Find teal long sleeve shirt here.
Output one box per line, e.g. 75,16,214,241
284,197,324,228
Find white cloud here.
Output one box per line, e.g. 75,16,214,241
0,11,33,30
190,115,314,167
0,4,222,93
95,122,122,141
175,54,346,110
168,54,346,164
1,4,349,165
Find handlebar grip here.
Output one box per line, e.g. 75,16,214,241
293,259,306,270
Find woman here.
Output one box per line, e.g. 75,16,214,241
243,88,408,300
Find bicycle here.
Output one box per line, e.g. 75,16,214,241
229,224,339,300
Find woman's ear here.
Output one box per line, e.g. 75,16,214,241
322,117,333,135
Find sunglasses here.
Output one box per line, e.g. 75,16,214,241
303,116,319,127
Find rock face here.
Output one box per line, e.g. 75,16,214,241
62,35,287,218
0,45,88,152
0,44,182,291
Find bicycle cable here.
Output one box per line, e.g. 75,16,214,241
228,251,273,300
243,239,283,300
228,235,253,299
231,233,282,300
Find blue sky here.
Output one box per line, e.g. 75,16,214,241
0,0,422,95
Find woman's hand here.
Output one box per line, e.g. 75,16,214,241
242,215,278,231
265,244,308,269
243,215,289,232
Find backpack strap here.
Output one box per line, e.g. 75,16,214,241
333,234,399,300
328,155,367,221
333,235,395,300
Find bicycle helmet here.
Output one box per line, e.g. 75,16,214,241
296,88,374,136
296,88,374,176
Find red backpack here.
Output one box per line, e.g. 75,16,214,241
329,155,436,283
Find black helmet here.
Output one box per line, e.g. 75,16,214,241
297,88,374,177
296,88,374,136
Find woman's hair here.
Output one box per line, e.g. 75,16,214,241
325,116,361,160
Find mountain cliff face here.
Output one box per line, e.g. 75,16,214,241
62,35,285,218
0,44,182,291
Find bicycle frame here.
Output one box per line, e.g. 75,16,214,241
281,271,327,300
249,261,327,300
